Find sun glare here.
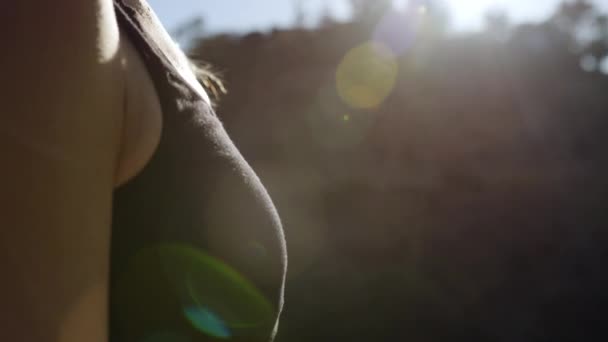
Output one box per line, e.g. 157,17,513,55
394,0,512,32
446,0,509,30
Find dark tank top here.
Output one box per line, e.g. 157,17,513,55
110,1,286,341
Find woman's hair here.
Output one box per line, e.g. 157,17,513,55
188,59,226,106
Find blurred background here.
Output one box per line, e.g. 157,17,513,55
150,0,608,341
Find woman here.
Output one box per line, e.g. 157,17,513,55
0,1,287,341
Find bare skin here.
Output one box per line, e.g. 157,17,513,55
115,26,163,187
0,1,185,341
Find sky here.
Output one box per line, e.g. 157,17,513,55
148,0,608,35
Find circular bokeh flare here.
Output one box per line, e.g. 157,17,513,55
336,42,399,110
114,244,275,341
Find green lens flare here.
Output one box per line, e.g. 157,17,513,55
114,244,275,340
183,306,231,339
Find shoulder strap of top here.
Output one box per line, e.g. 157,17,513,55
113,0,210,104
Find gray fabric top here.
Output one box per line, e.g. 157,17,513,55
110,1,287,341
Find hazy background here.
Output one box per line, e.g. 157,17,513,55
144,1,608,341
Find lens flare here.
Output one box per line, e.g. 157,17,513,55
114,244,275,340
336,42,399,109
183,306,231,339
